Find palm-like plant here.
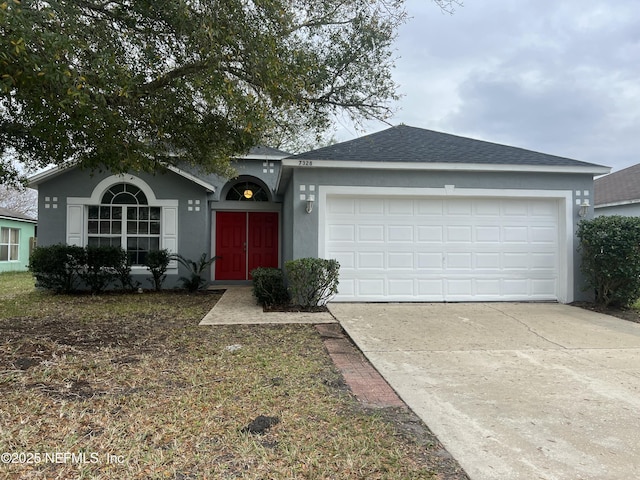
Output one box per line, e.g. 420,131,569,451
173,253,217,292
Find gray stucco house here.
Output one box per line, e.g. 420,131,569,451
29,125,609,303
594,162,640,216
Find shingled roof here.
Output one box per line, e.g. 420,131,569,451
0,207,37,223
289,125,604,168
594,163,640,206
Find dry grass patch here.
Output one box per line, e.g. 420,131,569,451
0,273,446,479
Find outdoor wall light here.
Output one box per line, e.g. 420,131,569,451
306,195,315,214
578,200,590,218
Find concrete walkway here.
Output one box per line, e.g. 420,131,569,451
199,286,336,325
329,302,640,480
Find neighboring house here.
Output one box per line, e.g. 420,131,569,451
594,162,640,216
28,125,609,303
0,207,37,273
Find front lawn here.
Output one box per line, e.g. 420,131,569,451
0,272,447,479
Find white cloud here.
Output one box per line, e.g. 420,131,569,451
338,0,640,171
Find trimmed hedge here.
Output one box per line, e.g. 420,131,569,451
29,244,142,293
577,215,640,307
81,245,123,293
29,244,86,293
285,258,340,307
251,267,290,307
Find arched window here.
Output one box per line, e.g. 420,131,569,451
87,183,161,265
101,183,148,205
225,181,269,201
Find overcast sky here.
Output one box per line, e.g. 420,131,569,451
336,0,640,173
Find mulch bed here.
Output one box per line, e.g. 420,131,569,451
571,301,640,323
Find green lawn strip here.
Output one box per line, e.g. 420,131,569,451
1,273,436,479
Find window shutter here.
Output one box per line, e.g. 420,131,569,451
67,205,84,246
162,206,178,267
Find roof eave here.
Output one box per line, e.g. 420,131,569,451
27,164,71,188
594,199,640,209
28,163,216,193
239,153,289,161
0,215,37,224
280,159,611,175
166,165,216,193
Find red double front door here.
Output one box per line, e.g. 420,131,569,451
215,211,279,280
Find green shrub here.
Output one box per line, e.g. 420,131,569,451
285,258,340,307
577,216,640,307
251,267,290,307
80,245,123,293
113,249,140,291
144,249,172,291
29,244,86,293
174,253,216,292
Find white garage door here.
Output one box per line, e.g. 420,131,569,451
324,196,561,302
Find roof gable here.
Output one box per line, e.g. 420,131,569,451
289,125,606,169
28,145,290,189
595,162,640,207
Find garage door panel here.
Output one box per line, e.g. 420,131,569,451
358,252,384,269
503,226,529,242
326,195,560,302
474,201,501,216
502,279,530,296
446,199,473,215
388,252,414,269
333,252,355,269
358,199,384,214
503,253,530,269
447,225,473,242
533,279,557,295
388,225,414,242
476,279,501,295
531,226,557,243
418,279,444,296
328,224,355,241
328,198,356,214
476,226,501,242
337,278,355,296
504,201,529,216
417,226,443,242
358,279,385,295
418,253,444,270
358,225,384,242
389,279,415,296
447,279,473,296
475,253,501,269
388,199,414,215
447,253,473,269
416,199,444,215
531,201,558,216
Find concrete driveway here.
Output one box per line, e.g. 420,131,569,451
328,302,640,480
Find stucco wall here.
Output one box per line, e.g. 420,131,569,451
595,204,640,217
35,159,286,288
37,168,211,288
287,167,596,302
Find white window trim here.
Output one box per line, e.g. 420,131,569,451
317,185,574,304
67,174,179,271
0,226,20,262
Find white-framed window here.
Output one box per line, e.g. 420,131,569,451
86,183,161,265
66,174,179,269
0,227,20,261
